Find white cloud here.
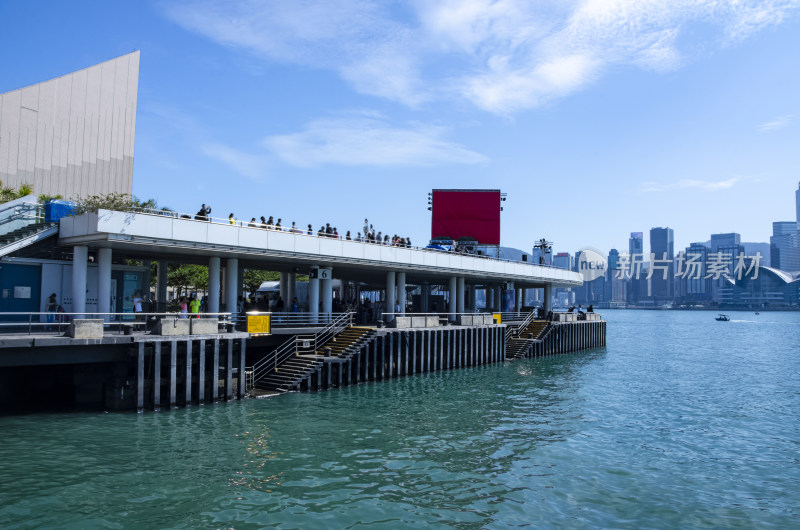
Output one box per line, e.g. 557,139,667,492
164,0,800,114
640,177,742,192
262,113,488,167
758,114,794,132
201,143,269,179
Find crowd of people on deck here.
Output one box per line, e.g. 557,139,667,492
196,207,413,248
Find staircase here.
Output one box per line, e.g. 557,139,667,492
248,313,378,393
505,320,549,359
312,326,375,358
0,221,59,257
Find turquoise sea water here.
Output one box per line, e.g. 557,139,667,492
1,309,799,528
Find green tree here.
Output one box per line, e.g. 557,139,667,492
71,193,169,215
168,264,209,298
243,270,279,295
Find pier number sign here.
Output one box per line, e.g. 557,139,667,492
247,315,271,335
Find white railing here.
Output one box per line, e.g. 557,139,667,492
0,199,43,238
122,206,573,271
0,311,233,336
234,312,350,328
296,312,353,356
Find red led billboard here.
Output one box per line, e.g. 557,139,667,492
431,189,501,245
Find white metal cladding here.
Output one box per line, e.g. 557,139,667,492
0,51,139,199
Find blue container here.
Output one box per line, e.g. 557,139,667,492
45,200,76,223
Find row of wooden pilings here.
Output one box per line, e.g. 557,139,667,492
298,325,506,391
531,321,606,357
135,335,248,412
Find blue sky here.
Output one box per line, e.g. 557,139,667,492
2,0,799,257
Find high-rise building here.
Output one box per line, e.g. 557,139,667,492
796,181,800,224
0,51,140,199
649,227,674,301
710,233,740,253
553,252,573,270
771,221,800,271
681,242,711,303
629,232,643,258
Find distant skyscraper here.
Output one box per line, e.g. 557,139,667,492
629,232,643,258
796,181,800,224
770,221,800,271
710,233,740,253
553,252,573,270
682,242,711,302
649,227,674,301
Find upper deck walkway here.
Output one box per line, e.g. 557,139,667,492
57,209,582,287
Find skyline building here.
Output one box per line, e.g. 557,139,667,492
0,51,139,200
629,232,643,258
796,181,800,224
649,227,674,302
770,221,800,271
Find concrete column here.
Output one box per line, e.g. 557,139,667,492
156,261,169,310
309,266,320,323
288,272,296,308
469,285,476,312
225,258,238,314
448,276,457,322
515,288,522,312
71,245,88,317
456,277,465,315
321,267,332,320
386,271,396,322
208,257,220,314
279,272,288,305
544,284,553,314
421,283,430,313
97,247,112,319
486,286,494,312
522,288,528,308
397,272,406,315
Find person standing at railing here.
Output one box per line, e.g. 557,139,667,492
190,295,201,317
195,204,211,221
179,296,188,318
291,297,299,312
228,213,236,225
45,293,58,330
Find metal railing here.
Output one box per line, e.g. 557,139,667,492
233,311,349,329
247,334,297,391
0,199,44,238
0,311,233,336
122,206,573,271
296,312,353,355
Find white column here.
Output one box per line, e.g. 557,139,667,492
72,245,88,317
515,288,522,312
279,272,288,305
386,271,396,322
321,267,332,320
156,261,169,310
486,286,494,312
225,258,238,314
97,247,112,319
397,272,406,315
309,266,320,323
448,276,457,322
544,284,553,314
288,272,296,308
208,257,220,313
456,277,465,315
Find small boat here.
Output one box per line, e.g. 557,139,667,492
754,312,760,315
715,314,730,321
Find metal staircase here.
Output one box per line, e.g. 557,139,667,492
247,313,377,393
505,314,550,360
0,198,58,258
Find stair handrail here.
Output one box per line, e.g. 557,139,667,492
0,198,44,238
247,334,298,389
296,312,353,355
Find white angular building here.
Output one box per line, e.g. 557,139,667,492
0,51,139,199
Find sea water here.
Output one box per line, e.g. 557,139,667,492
1,310,799,528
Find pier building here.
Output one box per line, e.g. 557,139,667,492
0,53,604,413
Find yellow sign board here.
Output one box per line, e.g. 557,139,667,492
247,315,271,334
492,313,502,324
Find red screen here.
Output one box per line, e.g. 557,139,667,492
431,190,501,245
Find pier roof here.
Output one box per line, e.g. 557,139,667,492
58,210,582,287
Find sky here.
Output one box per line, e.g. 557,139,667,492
1,0,799,258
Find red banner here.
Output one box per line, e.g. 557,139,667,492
431,190,501,245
